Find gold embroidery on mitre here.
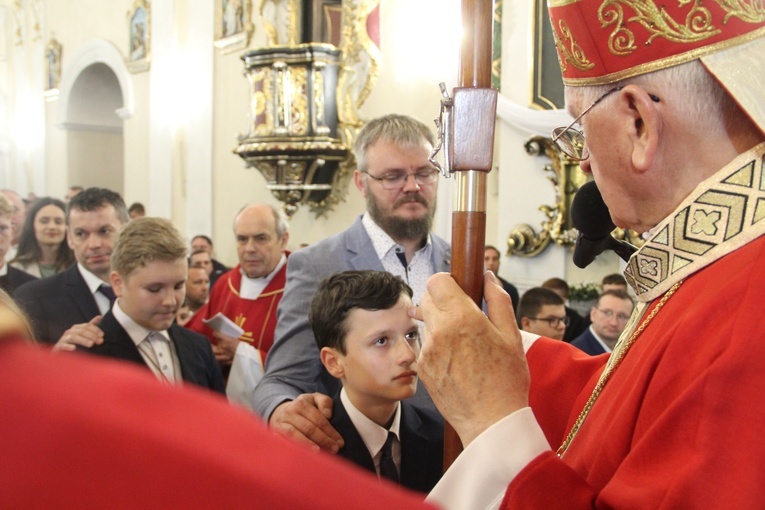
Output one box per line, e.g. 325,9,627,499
554,19,596,72
717,0,765,24
599,0,720,56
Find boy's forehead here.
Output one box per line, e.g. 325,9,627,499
124,258,187,281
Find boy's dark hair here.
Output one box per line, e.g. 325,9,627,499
517,287,564,327
310,270,413,354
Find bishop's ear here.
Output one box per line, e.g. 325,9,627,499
623,84,663,173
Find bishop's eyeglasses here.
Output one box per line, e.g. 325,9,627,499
551,86,661,161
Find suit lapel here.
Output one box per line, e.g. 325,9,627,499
345,217,386,271
331,393,377,472
98,312,147,367
399,403,427,489
64,266,101,320
169,325,193,383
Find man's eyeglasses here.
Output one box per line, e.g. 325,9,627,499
362,169,439,190
528,316,570,328
551,86,661,161
595,307,631,323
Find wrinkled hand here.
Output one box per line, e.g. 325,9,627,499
212,331,239,365
53,316,105,352
411,271,530,446
269,393,344,453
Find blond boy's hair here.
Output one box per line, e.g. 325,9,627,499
111,217,187,277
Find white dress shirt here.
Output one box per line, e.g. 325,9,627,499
340,387,402,477
362,213,434,305
77,263,112,315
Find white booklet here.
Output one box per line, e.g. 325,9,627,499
202,312,244,338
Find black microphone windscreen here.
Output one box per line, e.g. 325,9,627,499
571,181,616,238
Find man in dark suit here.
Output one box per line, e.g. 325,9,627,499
253,114,450,452
330,393,443,493
14,188,129,346
85,216,223,394
312,270,443,492
572,290,634,356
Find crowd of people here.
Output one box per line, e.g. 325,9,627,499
2,2,765,505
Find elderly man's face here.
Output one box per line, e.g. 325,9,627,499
234,205,288,279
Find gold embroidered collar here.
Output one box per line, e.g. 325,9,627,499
625,142,765,302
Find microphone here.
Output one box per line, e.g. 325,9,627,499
571,181,637,268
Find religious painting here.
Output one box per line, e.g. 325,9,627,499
45,37,62,91
215,0,254,53
127,0,151,72
531,0,564,109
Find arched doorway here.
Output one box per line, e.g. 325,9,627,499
57,40,133,194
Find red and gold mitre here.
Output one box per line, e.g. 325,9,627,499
547,0,765,86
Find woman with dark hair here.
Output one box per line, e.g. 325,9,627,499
11,197,73,278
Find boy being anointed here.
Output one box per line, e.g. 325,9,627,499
309,269,443,493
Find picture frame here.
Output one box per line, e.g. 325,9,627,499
214,0,255,54
45,37,63,92
531,0,564,109
127,0,151,73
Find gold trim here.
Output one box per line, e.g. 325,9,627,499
506,136,586,257
548,0,584,7
260,0,300,46
337,0,381,124
599,0,719,56
555,19,596,72
717,0,765,23
625,142,765,301
563,26,765,86
557,280,684,458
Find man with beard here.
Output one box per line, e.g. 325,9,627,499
252,114,450,452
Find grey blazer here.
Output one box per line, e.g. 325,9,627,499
252,215,450,419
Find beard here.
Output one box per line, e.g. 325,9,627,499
366,190,435,243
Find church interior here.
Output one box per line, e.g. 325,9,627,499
0,0,627,291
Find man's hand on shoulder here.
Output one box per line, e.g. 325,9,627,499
52,316,105,352
269,393,344,453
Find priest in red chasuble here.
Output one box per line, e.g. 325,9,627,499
187,203,289,372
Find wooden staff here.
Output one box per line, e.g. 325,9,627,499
443,0,498,470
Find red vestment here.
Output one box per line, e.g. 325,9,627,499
187,262,286,360
503,145,765,508
0,340,433,509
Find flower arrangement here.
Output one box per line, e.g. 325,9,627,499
569,282,600,302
